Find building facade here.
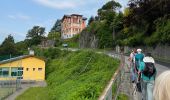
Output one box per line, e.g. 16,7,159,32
61,14,87,39
0,55,45,81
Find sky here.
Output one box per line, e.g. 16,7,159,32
0,0,128,43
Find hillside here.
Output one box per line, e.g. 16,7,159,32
16,50,120,100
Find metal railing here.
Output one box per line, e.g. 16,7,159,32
0,79,21,100
99,53,129,100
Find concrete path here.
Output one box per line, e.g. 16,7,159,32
124,55,170,100
155,63,170,76
106,51,170,100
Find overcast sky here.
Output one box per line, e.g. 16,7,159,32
0,0,128,43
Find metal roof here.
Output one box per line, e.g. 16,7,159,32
0,55,44,65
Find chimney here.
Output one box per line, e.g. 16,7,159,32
29,50,34,55
28,48,34,55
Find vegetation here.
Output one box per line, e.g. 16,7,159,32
81,0,170,48
48,31,61,46
116,0,170,47
80,1,123,48
48,19,62,47
50,19,61,33
62,34,80,48
26,26,46,46
0,35,17,56
16,49,120,100
117,94,129,100
0,35,26,61
16,87,49,100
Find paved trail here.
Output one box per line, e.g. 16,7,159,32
106,51,170,100
124,55,170,100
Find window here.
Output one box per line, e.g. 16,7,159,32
33,68,36,71
11,67,23,77
18,67,23,76
38,68,42,71
18,70,23,76
18,68,23,70
26,68,29,71
11,68,18,76
0,68,9,77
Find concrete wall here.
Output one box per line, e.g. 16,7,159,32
116,44,170,62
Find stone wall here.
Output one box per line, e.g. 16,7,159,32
79,30,98,48
117,44,170,62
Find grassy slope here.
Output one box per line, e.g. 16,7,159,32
16,51,120,100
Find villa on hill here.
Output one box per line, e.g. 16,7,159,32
61,14,87,39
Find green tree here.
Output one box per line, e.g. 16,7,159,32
1,34,14,46
88,16,95,25
50,19,61,33
48,19,62,47
79,0,122,48
48,32,61,46
26,26,46,46
98,0,121,20
15,41,28,54
0,35,18,56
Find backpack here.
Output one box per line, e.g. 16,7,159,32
142,62,156,78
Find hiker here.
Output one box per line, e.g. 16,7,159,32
128,48,137,83
134,49,144,72
132,49,145,93
153,70,170,100
138,53,157,100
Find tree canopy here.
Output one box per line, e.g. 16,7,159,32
80,0,170,48
0,35,19,56
26,26,46,46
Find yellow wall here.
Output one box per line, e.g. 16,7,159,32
0,57,45,81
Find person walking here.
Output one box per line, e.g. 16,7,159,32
134,49,144,72
138,53,157,100
128,49,137,83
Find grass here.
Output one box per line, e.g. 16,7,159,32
16,87,49,100
117,93,129,100
112,84,117,97
16,50,120,100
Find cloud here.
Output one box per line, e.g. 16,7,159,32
33,0,78,9
8,14,31,20
33,0,111,10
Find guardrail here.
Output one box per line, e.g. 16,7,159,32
99,53,127,100
0,79,21,100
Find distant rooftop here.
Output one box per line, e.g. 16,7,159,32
71,14,83,16
62,14,86,21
